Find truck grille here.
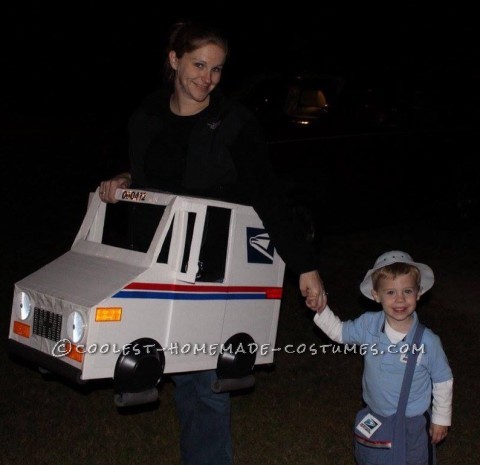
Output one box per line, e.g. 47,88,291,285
33,307,62,342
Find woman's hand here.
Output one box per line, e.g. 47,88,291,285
300,270,327,312
99,173,132,203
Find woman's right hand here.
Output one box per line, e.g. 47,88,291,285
99,173,132,203
300,270,327,312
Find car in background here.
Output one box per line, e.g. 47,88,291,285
230,71,478,236
232,68,476,138
232,71,407,139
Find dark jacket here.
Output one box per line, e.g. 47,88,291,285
127,87,318,274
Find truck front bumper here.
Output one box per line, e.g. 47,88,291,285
7,340,85,384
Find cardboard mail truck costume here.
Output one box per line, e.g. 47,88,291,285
9,188,285,406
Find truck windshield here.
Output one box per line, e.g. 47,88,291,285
102,202,167,254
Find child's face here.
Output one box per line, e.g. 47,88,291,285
371,272,420,332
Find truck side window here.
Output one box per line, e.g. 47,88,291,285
181,212,197,273
157,222,173,264
197,206,231,283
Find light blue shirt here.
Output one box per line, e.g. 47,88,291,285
342,311,452,417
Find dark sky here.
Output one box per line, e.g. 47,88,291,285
2,3,478,120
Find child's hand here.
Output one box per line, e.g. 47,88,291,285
429,423,448,444
316,305,327,314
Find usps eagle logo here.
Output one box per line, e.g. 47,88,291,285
246,227,274,264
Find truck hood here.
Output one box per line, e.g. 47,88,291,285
16,251,147,308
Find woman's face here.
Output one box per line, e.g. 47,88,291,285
169,43,226,104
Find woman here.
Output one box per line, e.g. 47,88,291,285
100,20,326,465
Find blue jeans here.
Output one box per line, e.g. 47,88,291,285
172,370,232,465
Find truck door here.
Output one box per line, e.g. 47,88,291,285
162,202,233,373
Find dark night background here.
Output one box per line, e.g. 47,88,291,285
2,1,479,262
2,3,478,128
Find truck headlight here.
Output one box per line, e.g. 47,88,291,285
16,292,32,320
67,311,86,343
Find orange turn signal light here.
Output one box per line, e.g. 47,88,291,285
13,321,31,338
67,344,84,363
95,307,122,322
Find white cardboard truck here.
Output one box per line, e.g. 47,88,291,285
9,188,285,406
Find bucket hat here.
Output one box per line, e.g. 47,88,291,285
360,250,434,299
